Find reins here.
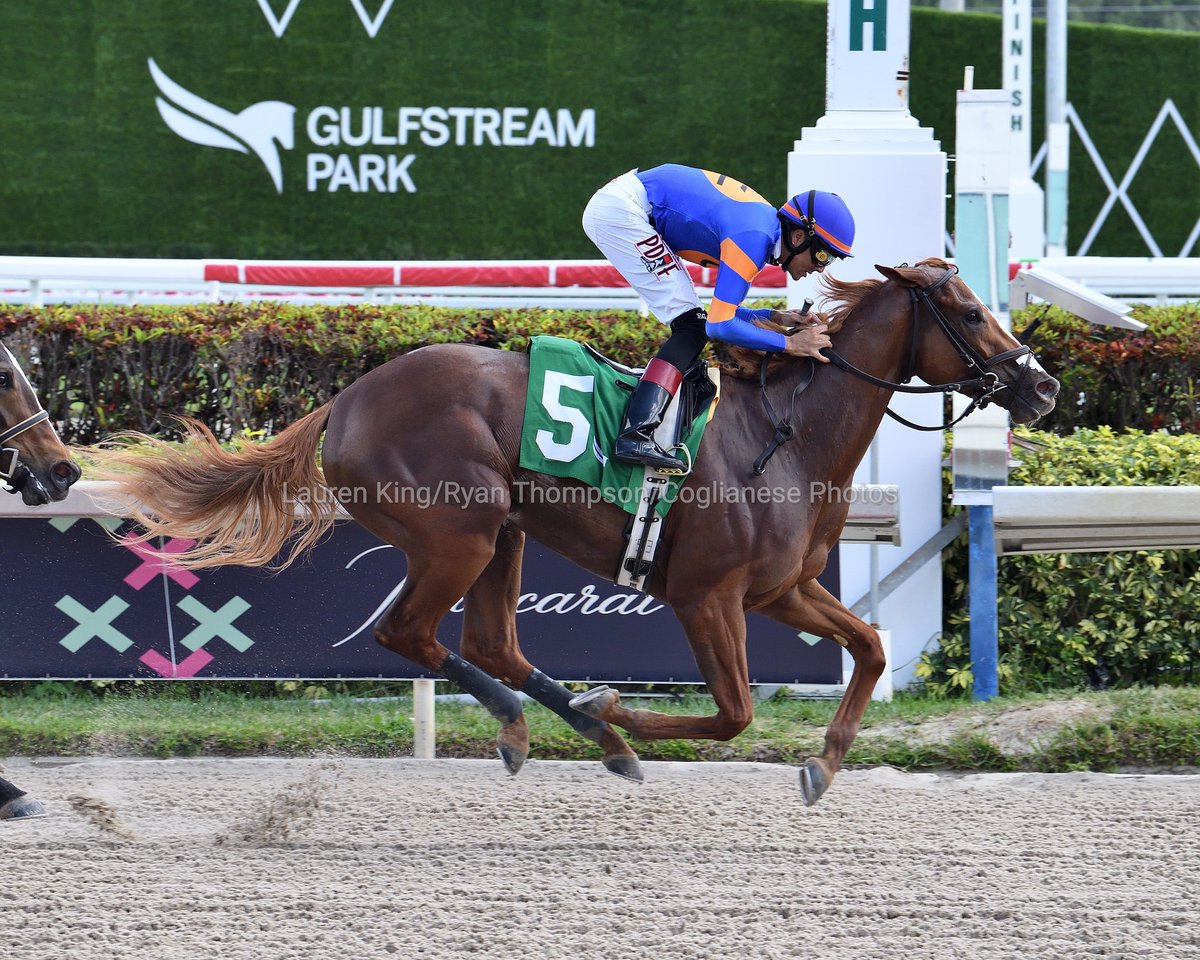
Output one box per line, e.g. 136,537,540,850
753,265,1034,472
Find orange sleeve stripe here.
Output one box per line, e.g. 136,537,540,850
707,298,737,324
719,238,760,284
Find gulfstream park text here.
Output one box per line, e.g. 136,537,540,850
283,481,898,510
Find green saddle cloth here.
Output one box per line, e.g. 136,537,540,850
518,336,711,518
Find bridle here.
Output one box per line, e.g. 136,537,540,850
0,409,50,487
754,265,1034,474
826,264,1033,430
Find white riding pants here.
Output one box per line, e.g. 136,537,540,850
581,170,700,325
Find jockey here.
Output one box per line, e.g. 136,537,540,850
582,163,855,473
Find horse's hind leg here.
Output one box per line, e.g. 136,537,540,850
758,579,886,806
460,523,643,782
368,521,529,773
0,776,46,820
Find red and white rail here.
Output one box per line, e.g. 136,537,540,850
0,256,785,310
2,255,1195,309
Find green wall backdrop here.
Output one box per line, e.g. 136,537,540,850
0,0,1196,260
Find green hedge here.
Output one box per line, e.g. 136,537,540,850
0,302,668,443
1023,301,1200,434
924,427,1200,695
1,1,1195,258
8,298,1196,443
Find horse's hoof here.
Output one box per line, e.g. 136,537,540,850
497,743,527,777
799,759,833,807
602,754,644,783
0,796,47,821
569,685,618,719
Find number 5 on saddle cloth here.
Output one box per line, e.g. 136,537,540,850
518,336,719,591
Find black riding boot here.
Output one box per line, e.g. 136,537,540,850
614,358,687,473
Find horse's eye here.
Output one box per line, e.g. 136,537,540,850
964,310,983,325
0,372,10,389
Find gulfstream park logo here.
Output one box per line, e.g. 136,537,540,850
148,58,595,194
150,59,294,193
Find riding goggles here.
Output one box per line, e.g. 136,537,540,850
809,239,840,267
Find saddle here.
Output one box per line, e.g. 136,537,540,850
581,344,719,593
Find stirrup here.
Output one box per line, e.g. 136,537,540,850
658,442,693,477
652,441,700,475
614,437,688,474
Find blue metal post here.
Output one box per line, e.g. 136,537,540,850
968,504,998,699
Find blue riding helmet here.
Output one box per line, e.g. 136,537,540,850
778,190,856,267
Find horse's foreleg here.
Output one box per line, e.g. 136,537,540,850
460,524,642,781
758,580,886,805
571,600,755,742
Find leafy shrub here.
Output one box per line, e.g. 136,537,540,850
923,427,1200,695
0,302,666,443
1020,301,1200,434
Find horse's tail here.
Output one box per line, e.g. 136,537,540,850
89,402,336,570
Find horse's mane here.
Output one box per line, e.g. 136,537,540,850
712,273,882,379
713,258,950,380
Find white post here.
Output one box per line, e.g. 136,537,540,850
412,678,436,759
1003,0,1046,261
1045,0,1070,256
953,78,1013,701
792,0,947,693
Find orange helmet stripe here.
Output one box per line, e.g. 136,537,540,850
813,223,852,254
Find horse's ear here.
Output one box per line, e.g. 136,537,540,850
875,264,920,287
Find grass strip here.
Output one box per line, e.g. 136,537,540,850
0,686,1197,772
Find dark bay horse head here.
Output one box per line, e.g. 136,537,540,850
0,341,80,505
873,259,1060,424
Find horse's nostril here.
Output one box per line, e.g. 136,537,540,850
53,460,80,484
1036,378,1060,398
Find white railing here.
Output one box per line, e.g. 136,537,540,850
992,486,1200,555
1015,256,1200,304
0,255,785,310
4,254,1197,309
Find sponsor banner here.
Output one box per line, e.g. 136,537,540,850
4,516,842,684
0,0,830,260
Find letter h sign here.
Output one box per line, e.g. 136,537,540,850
850,0,888,52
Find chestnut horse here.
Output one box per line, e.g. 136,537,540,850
0,340,81,820
97,260,1059,805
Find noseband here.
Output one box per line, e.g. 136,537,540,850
753,265,1035,473
0,409,50,486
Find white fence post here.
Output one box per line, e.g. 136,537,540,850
412,678,436,759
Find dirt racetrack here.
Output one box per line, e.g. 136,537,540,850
4,757,1199,960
